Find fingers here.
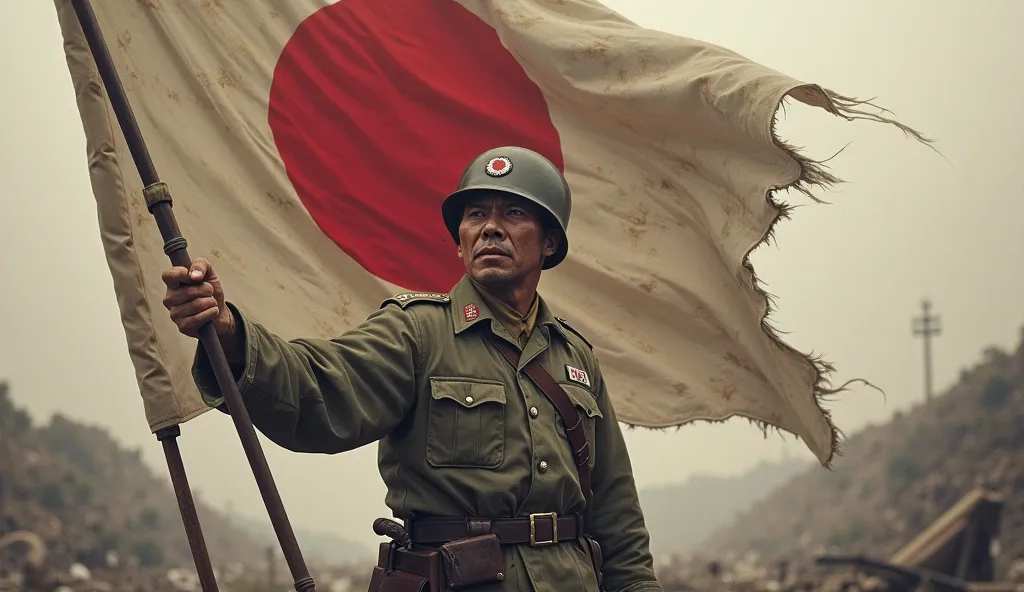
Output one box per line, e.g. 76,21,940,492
162,282,215,307
169,298,220,336
189,258,215,282
161,266,190,289
168,296,219,321
161,258,215,289
161,257,223,337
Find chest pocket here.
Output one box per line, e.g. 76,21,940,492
557,383,603,470
426,377,507,469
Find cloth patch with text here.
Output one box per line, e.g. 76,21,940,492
564,365,591,388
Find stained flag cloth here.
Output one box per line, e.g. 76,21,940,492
54,0,927,466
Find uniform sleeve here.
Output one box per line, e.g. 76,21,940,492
589,357,663,592
190,302,421,454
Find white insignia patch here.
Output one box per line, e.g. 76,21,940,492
565,365,591,388
394,292,449,301
485,156,512,177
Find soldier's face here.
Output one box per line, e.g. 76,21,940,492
457,193,559,288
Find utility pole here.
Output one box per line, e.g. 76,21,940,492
912,298,942,401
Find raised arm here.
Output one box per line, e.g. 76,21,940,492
164,258,420,454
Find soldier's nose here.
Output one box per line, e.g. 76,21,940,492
482,223,505,239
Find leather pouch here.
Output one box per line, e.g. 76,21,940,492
367,567,429,592
438,534,505,588
367,542,435,592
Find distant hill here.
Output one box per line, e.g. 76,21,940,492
638,457,810,556
0,382,271,574
701,328,1024,578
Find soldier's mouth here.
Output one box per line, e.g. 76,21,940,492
475,247,511,259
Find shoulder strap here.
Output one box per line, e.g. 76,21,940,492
484,333,593,525
554,316,593,350
380,292,452,309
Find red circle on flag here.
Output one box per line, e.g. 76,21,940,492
268,0,564,293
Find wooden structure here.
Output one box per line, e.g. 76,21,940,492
815,488,1018,591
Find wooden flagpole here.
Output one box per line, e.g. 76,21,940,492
67,1,317,590
156,425,220,591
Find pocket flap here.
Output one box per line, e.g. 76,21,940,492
560,383,603,418
429,377,507,408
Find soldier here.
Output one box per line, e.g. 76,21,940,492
161,146,661,592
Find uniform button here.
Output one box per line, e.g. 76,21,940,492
465,396,474,405
529,406,539,418
538,461,548,472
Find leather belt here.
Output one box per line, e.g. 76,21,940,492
406,513,581,547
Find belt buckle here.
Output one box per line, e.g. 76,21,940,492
528,512,558,546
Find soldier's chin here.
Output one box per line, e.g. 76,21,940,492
469,267,516,287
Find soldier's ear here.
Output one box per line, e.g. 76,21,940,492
543,229,559,257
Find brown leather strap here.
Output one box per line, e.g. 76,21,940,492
484,333,594,524
407,514,581,546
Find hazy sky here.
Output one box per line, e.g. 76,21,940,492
1,1,1021,553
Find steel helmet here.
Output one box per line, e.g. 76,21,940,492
441,146,571,269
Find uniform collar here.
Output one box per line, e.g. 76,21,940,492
449,274,561,339
469,276,538,347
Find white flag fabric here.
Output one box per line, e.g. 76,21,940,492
54,0,926,466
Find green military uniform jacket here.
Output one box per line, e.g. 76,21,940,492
192,274,661,592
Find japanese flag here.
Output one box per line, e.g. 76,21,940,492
54,0,926,466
